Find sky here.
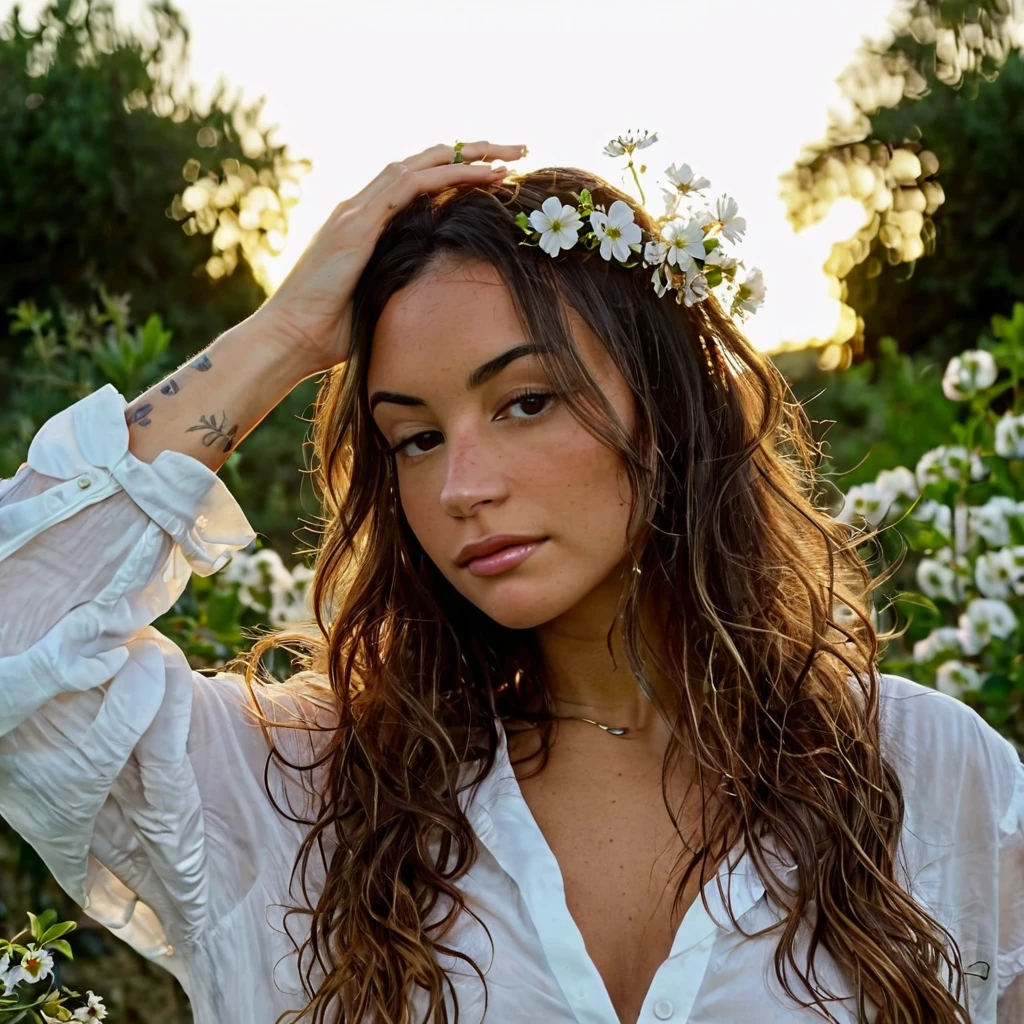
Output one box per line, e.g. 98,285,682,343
9,0,901,353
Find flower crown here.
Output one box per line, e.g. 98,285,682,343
500,130,766,320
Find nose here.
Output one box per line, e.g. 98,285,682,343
439,428,509,518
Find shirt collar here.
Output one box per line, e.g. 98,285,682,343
455,716,798,1022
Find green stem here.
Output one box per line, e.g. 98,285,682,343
627,157,646,206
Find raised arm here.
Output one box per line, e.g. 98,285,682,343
0,141,524,1013
123,311,319,472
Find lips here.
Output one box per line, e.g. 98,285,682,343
462,539,547,577
456,534,547,568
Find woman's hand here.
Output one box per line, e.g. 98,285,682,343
256,140,527,376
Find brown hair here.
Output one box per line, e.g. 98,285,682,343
231,167,969,1023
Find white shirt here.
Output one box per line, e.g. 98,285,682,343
1,382,1022,1024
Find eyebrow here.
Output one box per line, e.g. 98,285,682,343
369,342,552,413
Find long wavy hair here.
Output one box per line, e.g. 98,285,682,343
231,166,970,1023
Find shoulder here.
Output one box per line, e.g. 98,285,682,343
875,670,1021,834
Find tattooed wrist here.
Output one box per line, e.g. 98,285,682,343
126,403,153,427
186,410,239,452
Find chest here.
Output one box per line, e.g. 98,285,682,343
509,731,712,1024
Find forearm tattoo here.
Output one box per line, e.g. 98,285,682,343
187,411,240,452
160,378,180,396
126,403,153,426
192,354,212,371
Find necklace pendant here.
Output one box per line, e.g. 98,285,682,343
579,717,629,736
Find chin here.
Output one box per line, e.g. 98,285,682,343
459,581,580,631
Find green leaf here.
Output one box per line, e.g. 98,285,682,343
703,237,720,253
893,590,941,616
45,939,73,960
704,266,723,288
38,922,76,945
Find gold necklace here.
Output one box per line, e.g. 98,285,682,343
553,714,630,736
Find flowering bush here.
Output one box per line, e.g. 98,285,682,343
836,302,1024,748
0,911,107,1021
155,539,316,680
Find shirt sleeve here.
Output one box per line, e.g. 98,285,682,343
998,750,1024,1008
0,383,330,986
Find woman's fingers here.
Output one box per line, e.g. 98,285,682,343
403,140,528,171
361,159,508,224
347,141,526,209
357,142,526,229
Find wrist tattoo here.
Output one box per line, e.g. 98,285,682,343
187,410,239,452
127,403,153,427
160,378,180,396
192,354,213,372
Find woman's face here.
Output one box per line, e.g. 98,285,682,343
366,257,637,630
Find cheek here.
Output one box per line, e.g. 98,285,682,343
537,428,632,537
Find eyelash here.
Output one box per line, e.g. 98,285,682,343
385,388,558,460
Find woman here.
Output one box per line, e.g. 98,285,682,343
0,139,1021,1024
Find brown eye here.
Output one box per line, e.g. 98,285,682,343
388,430,443,459
503,390,557,420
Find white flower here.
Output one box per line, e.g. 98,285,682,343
0,950,17,992
934,659,983,699
937,545,974,598
291,564,314,588
836,467,917,528
682,264,709,307
876,466,919,507
734,266,765,314
643,239,668,265
909,497,952,539
995,412,1024,458
703,247,738,271
975,547,1022,599
836,481,889,527
3,945,54,987
712,194,747,243
914,445,987,489
1008,546,1024,596
968,496,1023,548
941,349,998,400
916,555,960,603
72,991,108,1021
913,626,962,663
650,262,674,298
528,196,582,257
662,217,706,270
957,597,1017,655
589,200,642,263
661,161,710,201
603,130,657,158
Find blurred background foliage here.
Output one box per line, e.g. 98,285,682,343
0,0,323,556
0,0,1022,1018
778,0,1022,369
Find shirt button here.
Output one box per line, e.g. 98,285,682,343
653,999,674,1020
76,475,92,489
